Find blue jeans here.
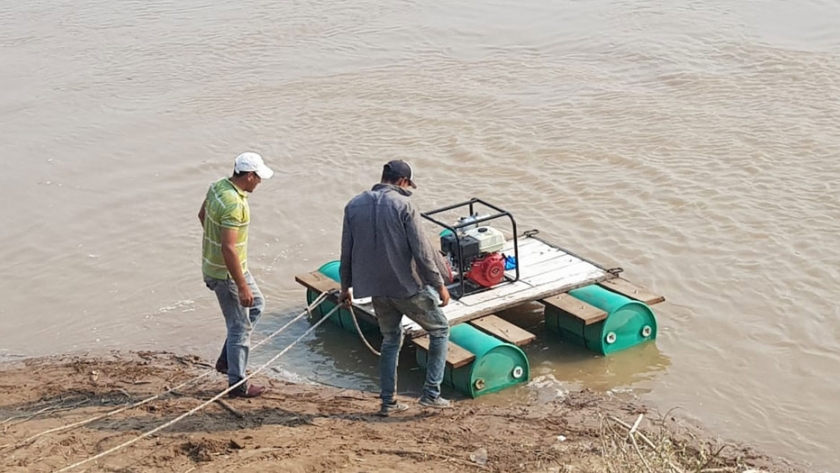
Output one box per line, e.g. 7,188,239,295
372,288,450,403
205,271,264,385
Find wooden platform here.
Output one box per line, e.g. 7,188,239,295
404,235,613,336
295,234,616,338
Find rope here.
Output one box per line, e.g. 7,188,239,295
56,303,341,473
13,290,332,447
348,304,380,357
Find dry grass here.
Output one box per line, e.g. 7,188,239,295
586,412,753,473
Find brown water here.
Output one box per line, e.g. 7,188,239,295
2,0,839,470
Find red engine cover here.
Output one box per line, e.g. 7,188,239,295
466,253,506,288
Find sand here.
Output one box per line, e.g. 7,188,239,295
0,351,803,473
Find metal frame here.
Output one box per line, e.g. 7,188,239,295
421,198,520,299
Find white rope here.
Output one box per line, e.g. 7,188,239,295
55,303,341,472
14,291,331,447
348,304,380,357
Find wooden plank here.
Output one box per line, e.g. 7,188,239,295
294,272,381,326
504,235,566,255
457,281,533,307
599,277,665,305
411,336,475,369
503,238,562,260
540,293,607,325
501,236,541,252
508,254,578,281
469,314,536,346
524,260,602,287
503,244,565,270
295,271,340,295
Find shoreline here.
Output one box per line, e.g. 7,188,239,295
1,351,803,472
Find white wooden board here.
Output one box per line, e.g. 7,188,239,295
345,236,612,337
503,240,565,265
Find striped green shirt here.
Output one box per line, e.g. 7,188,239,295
202,178,249,280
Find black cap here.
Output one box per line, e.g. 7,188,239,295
384,160,417,188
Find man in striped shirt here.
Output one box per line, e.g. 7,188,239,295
198,152,274,398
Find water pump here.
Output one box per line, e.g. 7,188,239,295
440,225,507,288
423,199,520,299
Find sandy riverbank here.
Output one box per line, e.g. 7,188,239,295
0,351,802,472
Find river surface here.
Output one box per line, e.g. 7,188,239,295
1,0,839,470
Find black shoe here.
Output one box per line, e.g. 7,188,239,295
377,401,409,417
215,358,228,375
418,395,452,408
229,383,265,399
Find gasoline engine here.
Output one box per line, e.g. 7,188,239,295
423,199,521,299
440,218,508,291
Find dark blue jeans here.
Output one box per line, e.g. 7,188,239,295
372,288,450,403
205,271,264,385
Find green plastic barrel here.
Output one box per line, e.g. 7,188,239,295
545,284,657,355
306,261,378,333
416,324,530,398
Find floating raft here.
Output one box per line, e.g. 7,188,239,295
295,232,665,398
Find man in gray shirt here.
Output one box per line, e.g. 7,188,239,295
339,160,452,416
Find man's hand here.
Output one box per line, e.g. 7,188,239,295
238,283,255,308
437,285,450,307
339,288,352,307
198,199,207,228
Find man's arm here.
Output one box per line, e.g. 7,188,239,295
338,209,353,305
404,204,450,307
198,199,207,228
220,227,254,307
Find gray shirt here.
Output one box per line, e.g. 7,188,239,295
340,183,444,299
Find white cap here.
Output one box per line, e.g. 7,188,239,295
234,152,274,179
